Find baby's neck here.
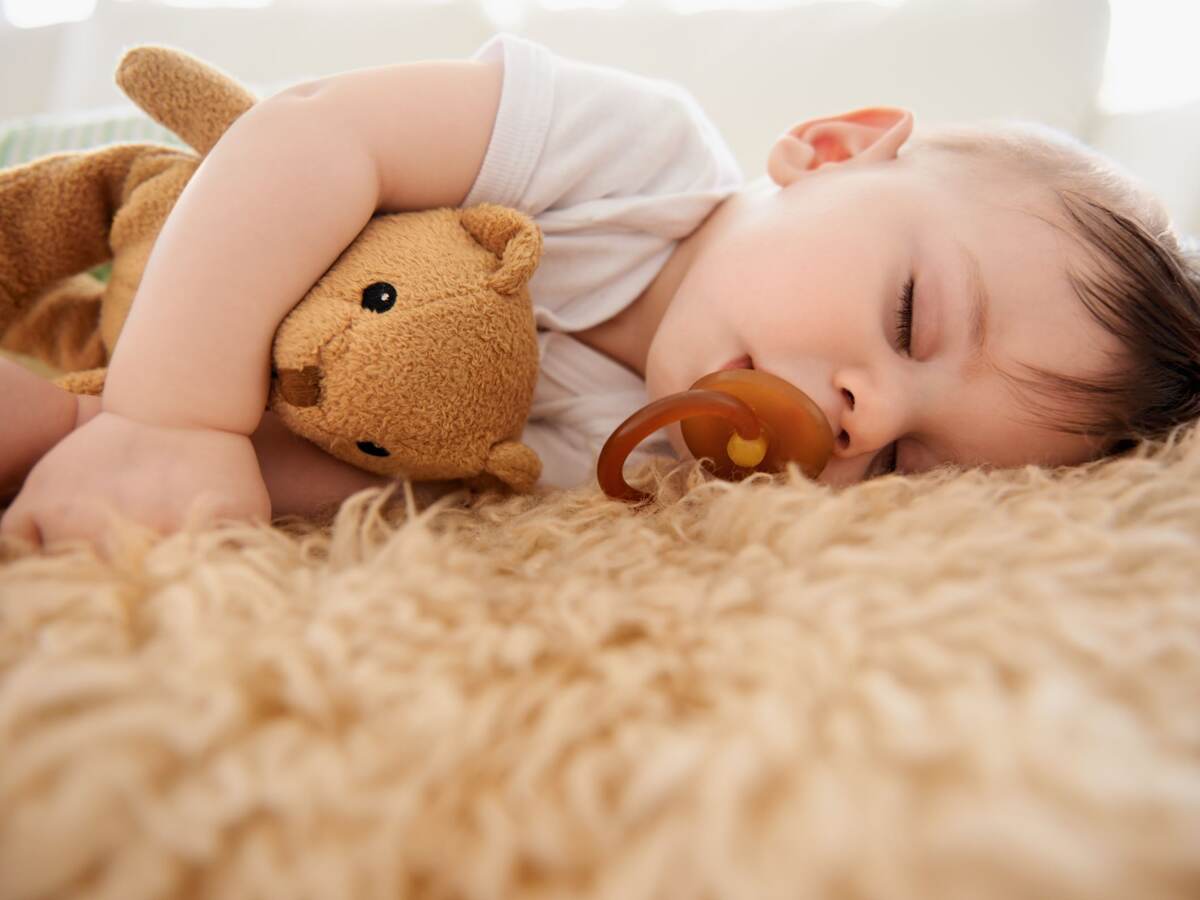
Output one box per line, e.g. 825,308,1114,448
573,193,733,378
571,277,669,378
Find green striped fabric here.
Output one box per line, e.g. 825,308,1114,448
0,106,186,167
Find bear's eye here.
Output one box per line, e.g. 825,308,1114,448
361,282,396,313
357,441,390,457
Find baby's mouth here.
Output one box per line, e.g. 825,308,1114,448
718,354,755,372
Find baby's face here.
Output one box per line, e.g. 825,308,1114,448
644,154,1120,485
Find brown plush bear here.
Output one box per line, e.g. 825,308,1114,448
0,46,543,492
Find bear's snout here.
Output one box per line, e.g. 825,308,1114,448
275,365,322,407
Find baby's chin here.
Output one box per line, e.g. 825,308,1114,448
643,339,696,402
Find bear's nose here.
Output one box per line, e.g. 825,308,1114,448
274,365,322,407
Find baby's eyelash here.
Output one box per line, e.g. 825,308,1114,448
876,276,916,478
896,276,915,354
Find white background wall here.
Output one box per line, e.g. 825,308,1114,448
1,0,1197,233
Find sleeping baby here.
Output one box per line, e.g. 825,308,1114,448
2,33,1199,549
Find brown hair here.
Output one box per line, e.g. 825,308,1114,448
904,121,1200,458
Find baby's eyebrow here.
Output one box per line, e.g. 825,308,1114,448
957,239,993,380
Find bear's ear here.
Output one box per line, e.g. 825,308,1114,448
460,204,543,296
117,45,256,157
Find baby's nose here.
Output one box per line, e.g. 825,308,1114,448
830,388,855,455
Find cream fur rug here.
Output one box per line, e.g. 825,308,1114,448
2,430,1199,900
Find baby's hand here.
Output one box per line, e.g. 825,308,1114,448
0,411,270,554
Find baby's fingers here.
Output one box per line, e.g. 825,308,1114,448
1,494,134,557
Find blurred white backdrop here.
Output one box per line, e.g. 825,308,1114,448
1,0,1197,232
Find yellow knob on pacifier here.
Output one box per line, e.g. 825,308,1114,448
726,432,768,468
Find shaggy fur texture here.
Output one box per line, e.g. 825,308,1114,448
2,429,1199,900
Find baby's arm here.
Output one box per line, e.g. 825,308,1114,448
104,57,505,433
0,358,386,520
0,58,503,548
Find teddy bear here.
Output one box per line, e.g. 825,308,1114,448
0,46,544,493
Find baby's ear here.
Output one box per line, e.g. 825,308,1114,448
767,107,914,186
460,204,543,295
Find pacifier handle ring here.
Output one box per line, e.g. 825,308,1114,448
596,388,762,504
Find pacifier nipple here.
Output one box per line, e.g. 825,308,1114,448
596,367,835,503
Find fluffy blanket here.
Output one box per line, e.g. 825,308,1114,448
1,428,1199,900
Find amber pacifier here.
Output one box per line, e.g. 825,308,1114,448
597,368,835,503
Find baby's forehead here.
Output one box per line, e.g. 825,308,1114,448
902,153,1075,254
902,156,1107,325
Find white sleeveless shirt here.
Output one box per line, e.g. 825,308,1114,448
462,33,744,489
